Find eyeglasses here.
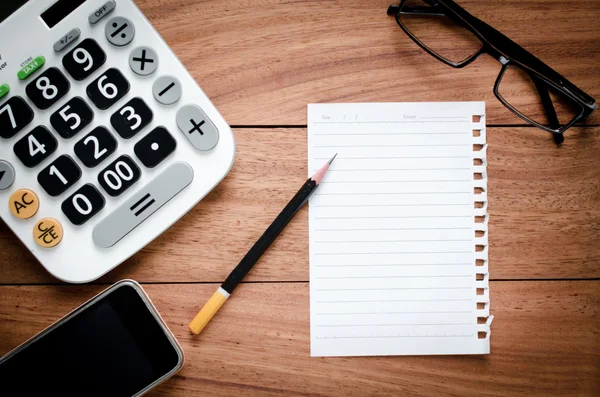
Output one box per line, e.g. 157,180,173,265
387,0,597,144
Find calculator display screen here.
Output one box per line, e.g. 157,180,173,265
0,1,29,24
41,0,88,28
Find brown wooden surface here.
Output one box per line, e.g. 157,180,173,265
140,0,600,126
1,0,599,396
1,282,598,396
1,126,600,284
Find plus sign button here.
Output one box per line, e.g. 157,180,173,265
176,105,219,151
129,46,159,76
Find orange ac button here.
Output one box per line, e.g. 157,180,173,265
9,189,39,219
33,218,63,248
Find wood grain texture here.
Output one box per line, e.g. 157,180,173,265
1,1,599,394
132,0,600,126
1,126,598,283
1,281,598,396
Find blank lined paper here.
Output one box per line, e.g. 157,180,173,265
308,102,491,357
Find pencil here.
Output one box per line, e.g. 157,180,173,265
189,154,337,334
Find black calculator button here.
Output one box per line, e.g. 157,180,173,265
0,96,34,139
26,67,70,110
134,127,177,168
13,126,58,168
62,38,106,81
74,126,118,168
62,184,105,225
98,155,141,197
86,68,129,110
38,155,82,197
50,97,94,139
110,97,153,139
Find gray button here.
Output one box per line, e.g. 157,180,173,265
89,1,116,24
176,105,219,151
0,160,15,190
129,47,159,76
152,76,182,105
105,16,135,46
53,28,81,52
92,162,194,248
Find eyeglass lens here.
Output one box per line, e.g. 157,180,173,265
496,65,583,130
398,0,482,65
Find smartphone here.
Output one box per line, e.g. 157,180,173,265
0,280,184,396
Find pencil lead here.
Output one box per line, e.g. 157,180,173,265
328,153,338,165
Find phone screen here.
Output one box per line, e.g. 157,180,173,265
0,284,182,396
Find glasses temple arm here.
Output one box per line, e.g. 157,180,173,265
532,75,560,129
532,75,564,144
387,4,446,17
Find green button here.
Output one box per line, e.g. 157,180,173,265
17,56,45,80
0,84,8,100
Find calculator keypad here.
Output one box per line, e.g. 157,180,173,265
0,96,34,139
134,127,177,168
62,184,105,225
74,126,118,168
86,68,130,110
111,97,153,139
26,67,70,110
50,97,94,139
14,126,58,168
38,155,82,197
62,38,107,81
2,9,222,258
98,155,141,197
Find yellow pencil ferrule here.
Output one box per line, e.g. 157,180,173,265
189,287,229,335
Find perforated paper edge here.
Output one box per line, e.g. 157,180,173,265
472,113,493,346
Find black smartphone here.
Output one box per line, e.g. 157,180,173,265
0,280,184,396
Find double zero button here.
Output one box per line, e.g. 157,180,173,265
98,155,141,197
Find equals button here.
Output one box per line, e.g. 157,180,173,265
92,162,194,248
130,192,155,216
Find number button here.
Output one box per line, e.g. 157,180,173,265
25,67,70,110
38,155,82,197
74,126,118,168
50,97,94,139
62,38,106,81
86,68,129,110
134,127,177,168
13,126,58,168
62,184,105,225
98,155,141,197
0,96,34,139
110,97,153,139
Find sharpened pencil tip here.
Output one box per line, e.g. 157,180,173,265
328,153,338,165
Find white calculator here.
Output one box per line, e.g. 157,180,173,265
0,0,236,283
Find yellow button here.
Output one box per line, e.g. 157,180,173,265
33,218,63,248
9,189,39,219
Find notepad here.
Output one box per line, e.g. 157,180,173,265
308,102,492,357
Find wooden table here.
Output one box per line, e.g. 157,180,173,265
1,1,599,395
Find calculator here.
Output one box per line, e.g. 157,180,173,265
0,0,236,283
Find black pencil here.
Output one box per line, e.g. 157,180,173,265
189,154,337,334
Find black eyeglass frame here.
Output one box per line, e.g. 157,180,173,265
388,0,597,144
